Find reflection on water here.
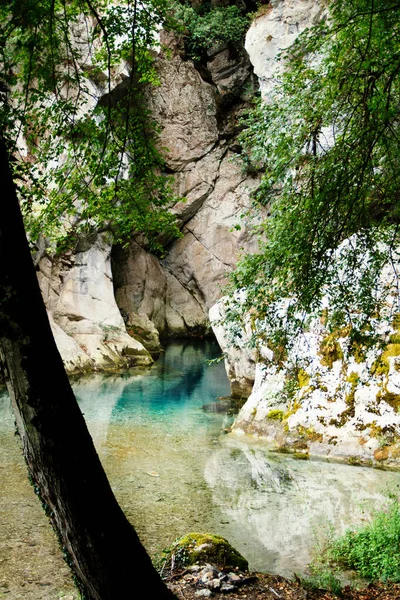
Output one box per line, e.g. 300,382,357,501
73,340,400,575
1,339,400,599
204,437,400,574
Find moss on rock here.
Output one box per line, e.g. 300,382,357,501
319,332,344,368
378,391,400,412
297,368,310,388
371,343,400,377
156,532,248,574
267,409,285,420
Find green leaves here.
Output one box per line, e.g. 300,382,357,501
322,496,400,582
0,0,180,253
231,0,400,343
170,2,250,62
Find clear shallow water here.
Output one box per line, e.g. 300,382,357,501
1,339,400,600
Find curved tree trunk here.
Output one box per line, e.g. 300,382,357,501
0,138,177,600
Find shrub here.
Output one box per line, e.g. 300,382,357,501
322,496,400,582
172,3,250,62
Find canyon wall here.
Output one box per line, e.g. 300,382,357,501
210,0,400,466
112,30,262,349
37,22,264,372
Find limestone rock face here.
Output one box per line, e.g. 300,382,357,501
37,25,263,364
47,312,93,373
110,4,328,354
213,0,400,466
211,244,400,467
113,31,264,340
163,154,261,312
245,0,325,98
38,232,152,374
112,241,208,344
147,34,219,171
113,148,262,339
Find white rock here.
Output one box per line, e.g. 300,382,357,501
245,0,325,98
210,298,256,398
39,233,152,372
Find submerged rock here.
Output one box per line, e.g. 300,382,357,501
202,402,231,414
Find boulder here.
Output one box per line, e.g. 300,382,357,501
157,533,248,575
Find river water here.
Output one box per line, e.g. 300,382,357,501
1,340,400,599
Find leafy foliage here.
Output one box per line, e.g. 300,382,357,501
171,2,250,62
299,567,343,597
319,495,400,583
230,0,400,344
0,0,180,252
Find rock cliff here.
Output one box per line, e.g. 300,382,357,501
110,31,263,347
37,232,153,373
209,0,400,467
211,261,400,467
108,0,326,357
245,0,325,98
38,20,264,370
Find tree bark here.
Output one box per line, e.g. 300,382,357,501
0,137,177,600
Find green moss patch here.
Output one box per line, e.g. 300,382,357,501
378,391,400,412
267,409,285,421
372,343,400,377
319,332,344,368
389,332,400,344
297,368,310,388
297,425,323,443
284,400,301,420
156,533,248,575
346,371,360,386
329,405,355,428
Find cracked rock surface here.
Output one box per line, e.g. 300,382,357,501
39,27,264,367
113,34,263,345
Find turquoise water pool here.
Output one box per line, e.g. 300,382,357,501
1,339,400,600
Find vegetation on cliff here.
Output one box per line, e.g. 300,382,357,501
231,0,400,346
0,0,180,253
171,1,251,62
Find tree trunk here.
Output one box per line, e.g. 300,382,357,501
0,137,177,600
